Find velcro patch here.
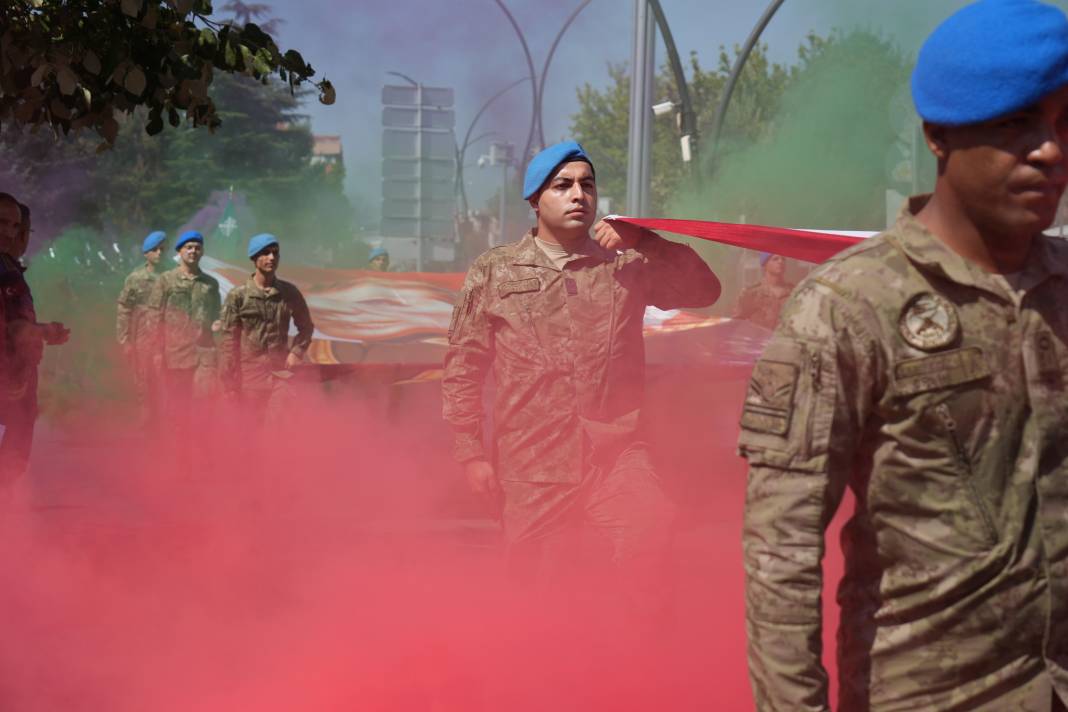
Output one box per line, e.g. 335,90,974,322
892,346,989,396
740,360,798,435
498,278,540,298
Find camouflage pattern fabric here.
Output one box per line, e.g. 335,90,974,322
733,280,796,331
442,230,720,481
218,277,313,393
738,196,1068,711
116,263,159,418
145,267,220,373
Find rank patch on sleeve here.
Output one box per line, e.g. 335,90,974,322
740,360,799,435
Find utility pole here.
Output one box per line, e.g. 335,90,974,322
626,0,655,216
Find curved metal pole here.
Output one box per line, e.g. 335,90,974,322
386,70,419,88
461,77,528,155
536,0,593,151
709,0,787,169
492,0,540,167
647,0,699,184
455,78,528,216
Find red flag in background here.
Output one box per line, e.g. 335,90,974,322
610,216,869,264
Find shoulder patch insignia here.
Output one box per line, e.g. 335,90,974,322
740,360,798,435
898,292,960,352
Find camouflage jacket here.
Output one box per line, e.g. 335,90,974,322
116,264,158,348
443,230,719,482
218,276,314,393
145,267,221,370
738,197,1068,711
733,280,796,331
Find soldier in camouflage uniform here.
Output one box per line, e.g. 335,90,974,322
0,196,68,485
116,230,166,425
145,230,220,438
738,2,1068,710
443,141,720,602
219,234,314,424
733,253,795,330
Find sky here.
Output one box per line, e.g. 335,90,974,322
256,0,1068,225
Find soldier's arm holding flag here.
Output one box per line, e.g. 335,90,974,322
594,219,721,309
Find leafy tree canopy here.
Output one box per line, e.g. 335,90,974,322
0,0,335,148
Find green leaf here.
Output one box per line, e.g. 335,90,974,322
124,66,147,96
56,65,77,95
83,50,101,76
146,107,163,135
29,62,51,87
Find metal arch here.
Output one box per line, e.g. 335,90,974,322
708,0,788,169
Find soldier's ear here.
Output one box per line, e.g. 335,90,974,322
528,195,539,215
922,122,949,163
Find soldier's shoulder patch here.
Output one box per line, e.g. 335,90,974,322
740,359,799,435
898,292,960,352
498,278,540,298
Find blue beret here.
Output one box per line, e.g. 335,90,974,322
247,233,279,259
174,230,204,251
912,0,1068,126
759,252,772,268
141,231,166,253
523,140,594,199
369,246,389,260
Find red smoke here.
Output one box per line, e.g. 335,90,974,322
0,363,846,710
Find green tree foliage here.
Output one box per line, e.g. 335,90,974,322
0,0,334,147
570,31,909,225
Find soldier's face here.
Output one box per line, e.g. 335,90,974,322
179,242,203,266
144,246,162,265
927,84,1068,237
764,255,785,278
254,245,279,273
369,255,389,271
532,161,597,235
0,201,21,255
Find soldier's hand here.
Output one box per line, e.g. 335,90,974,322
593,219,644,252
284,352,302,369
464,459,502,517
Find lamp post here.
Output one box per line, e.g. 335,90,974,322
491,0,592,167
479,141,516,249
455,77,529,218
708,0,788,171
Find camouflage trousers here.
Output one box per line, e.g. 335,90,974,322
0,368,37,486
500,444,676,621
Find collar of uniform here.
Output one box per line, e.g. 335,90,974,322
510,231,610,270
245,275,278,296
889,195,1067,298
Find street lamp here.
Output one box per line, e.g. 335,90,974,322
491,0,592,166
455,77,529,218
708,0,788,171
479,141,516,249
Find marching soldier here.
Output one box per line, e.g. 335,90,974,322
116,230,166,424
218,233,314,424
442,141,720,611
739,2,1068,709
